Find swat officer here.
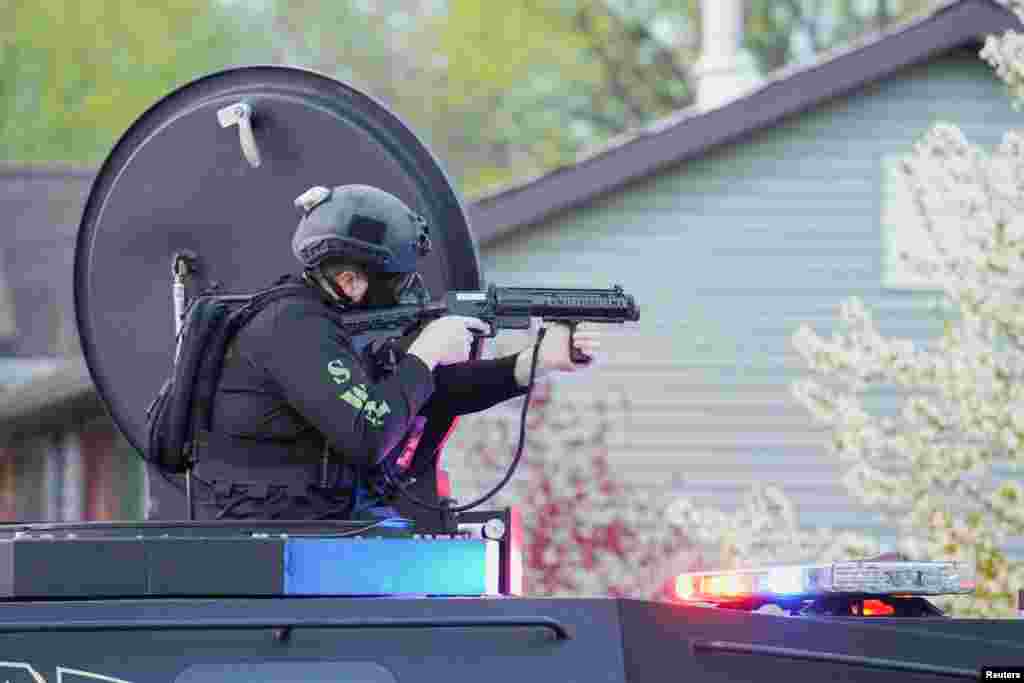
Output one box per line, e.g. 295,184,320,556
146,184,599,521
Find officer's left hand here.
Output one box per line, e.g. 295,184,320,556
514,320,603,387
534,321,603,373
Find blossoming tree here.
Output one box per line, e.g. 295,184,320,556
449,379,702,598
665,485,880,572
449,375,877,600
790,2,1024,616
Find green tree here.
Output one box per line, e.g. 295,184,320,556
173,0,948,197
429,0,942,196
5,0,945,194
255,0,476,185
0,0,265,165
430,0,698,195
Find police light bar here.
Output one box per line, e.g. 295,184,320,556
675,560,976,603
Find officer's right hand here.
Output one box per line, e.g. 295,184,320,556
407,316,490,369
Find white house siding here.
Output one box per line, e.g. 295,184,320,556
443,50,1024,556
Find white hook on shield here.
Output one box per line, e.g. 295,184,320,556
217,101,261,168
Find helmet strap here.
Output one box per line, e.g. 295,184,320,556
304,268,354,308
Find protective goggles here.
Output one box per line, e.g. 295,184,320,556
366,270,429,306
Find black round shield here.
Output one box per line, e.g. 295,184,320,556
75,66,481,454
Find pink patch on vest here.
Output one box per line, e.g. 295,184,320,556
395,416,427,471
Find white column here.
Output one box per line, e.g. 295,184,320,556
45,431,85,522
60,431,85,521
44,436,62,522
696,0,761,110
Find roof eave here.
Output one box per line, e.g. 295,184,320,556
0,358,106,443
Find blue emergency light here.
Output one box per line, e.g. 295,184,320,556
285,537,501,596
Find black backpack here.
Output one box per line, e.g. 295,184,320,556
145,277,315,473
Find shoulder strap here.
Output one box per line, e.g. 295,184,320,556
189,282,318,443
145,279,323,474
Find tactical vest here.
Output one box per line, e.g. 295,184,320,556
172,277,417,519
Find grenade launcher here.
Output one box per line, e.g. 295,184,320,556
339,284,640,363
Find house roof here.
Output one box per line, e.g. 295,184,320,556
468,0,1021,247
0,164,94,359
1,0,1020,441
0,357,100,442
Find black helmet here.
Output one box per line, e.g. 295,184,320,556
292,184,432,276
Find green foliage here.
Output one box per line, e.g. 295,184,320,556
440,0,594,103
1,0,945,196
429,0,944,196
422,0,702,195
0,0,263,165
